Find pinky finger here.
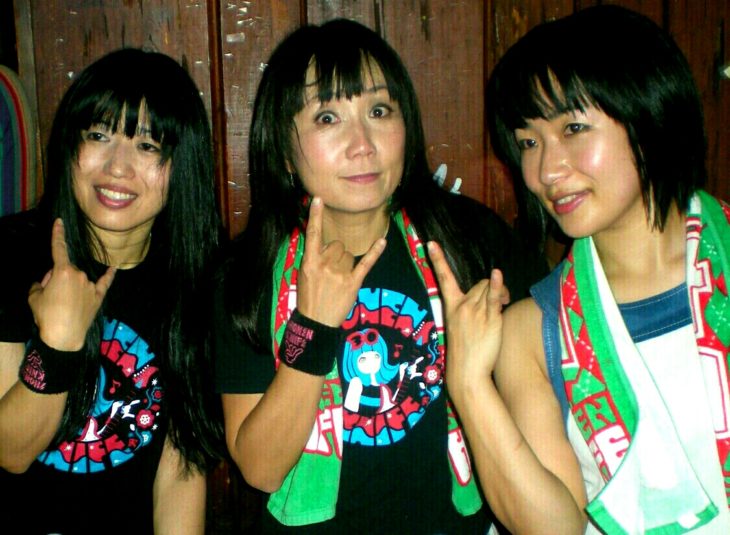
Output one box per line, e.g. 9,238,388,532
95,266,117,299
352,237,386,284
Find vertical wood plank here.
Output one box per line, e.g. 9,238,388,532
217,0,301,237
381,1,487,208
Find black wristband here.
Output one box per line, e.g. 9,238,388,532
18,335,83,394
278,309,341,376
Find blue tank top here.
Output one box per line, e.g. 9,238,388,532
530,263,692,423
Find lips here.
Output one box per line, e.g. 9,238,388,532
550,191,588,215
342,173,379,184
95,186,137,208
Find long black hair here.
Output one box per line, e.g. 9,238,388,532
225,19,496,350
38,48,224,472
488,5,707,251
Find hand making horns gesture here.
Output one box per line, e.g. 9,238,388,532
27,219,116,351
296,197,387,328
428,240,509,386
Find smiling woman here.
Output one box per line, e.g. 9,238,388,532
437,5,730,534
0,48,225,533
73,109,171,262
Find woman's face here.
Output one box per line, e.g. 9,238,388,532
515,105,644,240
72,108,170,242
288,64,406,219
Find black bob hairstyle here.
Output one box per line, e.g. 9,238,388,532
38,48,223,472
488,5,707,249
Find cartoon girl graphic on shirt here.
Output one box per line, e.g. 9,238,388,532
342,328,402,413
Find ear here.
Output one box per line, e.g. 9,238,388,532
285,160,295,174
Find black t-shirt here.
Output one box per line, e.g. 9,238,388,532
214,199,544,533
0,210,169,535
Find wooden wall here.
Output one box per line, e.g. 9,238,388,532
13,0,729,240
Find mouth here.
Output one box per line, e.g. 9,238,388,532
97,187,136,201
95,186,138,208
550,191,588,215
342,173,379,184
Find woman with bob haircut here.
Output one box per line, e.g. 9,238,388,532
430,5,730,534
213,18,544,532
0,48,224,533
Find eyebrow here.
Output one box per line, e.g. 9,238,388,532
363,84,388,93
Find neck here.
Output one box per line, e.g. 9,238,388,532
320,206,390,256
91,224,153,269
593,204,686,302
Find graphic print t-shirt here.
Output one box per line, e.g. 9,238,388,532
333,224,471,532
0,212,168,534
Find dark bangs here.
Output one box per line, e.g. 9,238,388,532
69,91,174,164
303,48,405,109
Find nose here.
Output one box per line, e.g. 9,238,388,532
538,139,570,185
104,139,136,179
345,119,376,159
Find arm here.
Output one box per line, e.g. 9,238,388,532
429,242,586,534
0,341,68,472
221,198,386,492
153,437,206,534
0,220,114,471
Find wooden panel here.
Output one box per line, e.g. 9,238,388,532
383,1,488,208
217,0,301,237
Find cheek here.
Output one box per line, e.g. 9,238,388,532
385,124,406,165
292,134,337,174
575,135,614,175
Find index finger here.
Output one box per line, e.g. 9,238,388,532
427,241,463,307
303,197,324,257
50,218,72,267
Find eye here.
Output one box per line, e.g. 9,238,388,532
84,130,109,142
516,137,537,150
370,104,393,118
315,111,338,125
138,141,162,153
565,123,589,135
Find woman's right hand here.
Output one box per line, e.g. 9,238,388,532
27,219,115,351
428,240,508,387
296,197,386,327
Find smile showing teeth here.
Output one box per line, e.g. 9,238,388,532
98,188,135,201
555,194,578,205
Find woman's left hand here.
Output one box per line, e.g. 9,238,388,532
428,241,508,387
